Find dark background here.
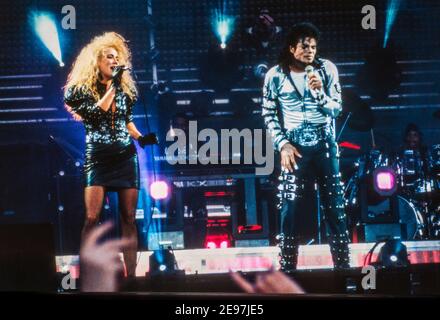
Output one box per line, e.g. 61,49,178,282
1,0,440,254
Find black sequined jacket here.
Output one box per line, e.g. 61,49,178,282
64,82,137,145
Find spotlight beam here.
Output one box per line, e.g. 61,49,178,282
30,11,64,66
383,0,402,48
212,1,235,49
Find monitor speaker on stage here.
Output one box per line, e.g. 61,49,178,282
0,223,57,291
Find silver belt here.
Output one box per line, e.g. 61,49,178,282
287,124,333,147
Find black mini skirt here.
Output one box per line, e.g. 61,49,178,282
84,141,140,190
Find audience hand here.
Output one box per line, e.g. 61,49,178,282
80,222,135,292
230,268,305,294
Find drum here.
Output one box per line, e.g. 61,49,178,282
364,149,390,175
429,144,440,194
397,196,426,240
360,195,426,241
394,149,424,188
344,149,390,211
413,178,434,196
429,205,440,239
429,144,440,173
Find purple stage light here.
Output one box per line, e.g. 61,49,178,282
376,171,395,190
150,181,169,200
373,167,397,196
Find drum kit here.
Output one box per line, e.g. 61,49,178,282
344,144,440,240
339,91,440,240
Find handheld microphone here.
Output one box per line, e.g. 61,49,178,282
111,65,131,71
305,65,321,97
305,65,314,77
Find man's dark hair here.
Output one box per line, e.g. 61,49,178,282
278,22,321,74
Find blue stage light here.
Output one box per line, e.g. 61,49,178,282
384,0,402,48
29,11,64,66
212,4,235,49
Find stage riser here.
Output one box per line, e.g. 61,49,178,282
55,241,440,277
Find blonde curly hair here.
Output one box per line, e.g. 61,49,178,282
64,32,137,101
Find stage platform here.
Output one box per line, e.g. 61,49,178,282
56,240,440,278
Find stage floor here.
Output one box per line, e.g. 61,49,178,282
56,240,440,277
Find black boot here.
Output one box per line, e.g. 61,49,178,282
329,236,350,270
276,233,299,273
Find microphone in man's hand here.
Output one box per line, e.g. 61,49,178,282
305,65,324,100
305,65,317,91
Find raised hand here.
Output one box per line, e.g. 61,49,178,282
80,222,135,292
230,269,305,294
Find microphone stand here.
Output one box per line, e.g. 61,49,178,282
336,112,352,142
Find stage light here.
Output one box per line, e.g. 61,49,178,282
377,239,410,267
384,0,402,48
212,3,235,49
150,181,169,200
376,172,394,190
364,239,409,268
29,11,64,67
204,233,231,249
148,247,182,276
373,167,397,196
59,170,65,176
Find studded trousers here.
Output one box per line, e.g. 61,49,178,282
277,136,350,271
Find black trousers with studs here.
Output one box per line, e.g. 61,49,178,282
277,137,350,270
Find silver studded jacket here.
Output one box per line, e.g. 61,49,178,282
262,59,342,151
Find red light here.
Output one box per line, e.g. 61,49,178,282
339,141,361,150
204,233,231,249
238,225,262,233
204,191,234,197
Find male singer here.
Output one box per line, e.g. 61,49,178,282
262,22,350,272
